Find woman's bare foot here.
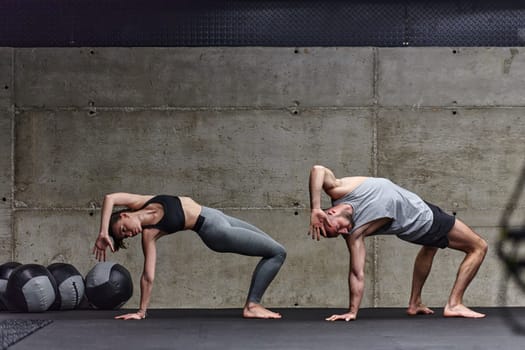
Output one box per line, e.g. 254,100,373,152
243,303,282,319
444,304,486,318
407,303,434,316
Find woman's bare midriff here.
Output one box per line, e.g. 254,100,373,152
179,196,202,230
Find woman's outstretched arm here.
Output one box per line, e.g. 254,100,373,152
115,232,158,320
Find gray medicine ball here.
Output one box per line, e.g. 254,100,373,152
6,264,57,312
47,263,85,310
85,262,133,310
0,262,22,310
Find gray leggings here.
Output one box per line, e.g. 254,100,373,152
195,207,286,304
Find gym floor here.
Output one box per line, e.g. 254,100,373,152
1,307,524,349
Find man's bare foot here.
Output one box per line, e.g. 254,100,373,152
444,304,486,318
243,303,282,319
407,303,434,316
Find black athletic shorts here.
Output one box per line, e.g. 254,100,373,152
410,202,456,249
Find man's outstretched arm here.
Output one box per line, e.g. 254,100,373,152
325,234,366,322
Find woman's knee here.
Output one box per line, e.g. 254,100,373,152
273,244,287,262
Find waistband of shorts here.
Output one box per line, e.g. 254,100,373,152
194,214,206,232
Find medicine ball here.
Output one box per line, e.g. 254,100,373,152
0,262,22,310
6,264,57,312
47,263,85,310
85,262,133,310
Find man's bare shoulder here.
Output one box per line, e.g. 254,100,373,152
333,176,369,198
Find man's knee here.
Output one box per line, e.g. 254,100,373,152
464,233,488,258
475,237,488,256
448,220,487,254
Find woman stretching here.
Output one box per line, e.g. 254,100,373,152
93,193,286,320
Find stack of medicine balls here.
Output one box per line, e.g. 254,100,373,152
0,261,133,313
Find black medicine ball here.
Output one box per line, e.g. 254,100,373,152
0,262,22,310
6,264,57,312
47,263,85,310
85,262,133,310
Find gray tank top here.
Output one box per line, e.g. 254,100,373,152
332,178,433,241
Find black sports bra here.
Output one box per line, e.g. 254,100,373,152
141,195,185,233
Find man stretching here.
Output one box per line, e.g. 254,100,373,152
308,165,488,321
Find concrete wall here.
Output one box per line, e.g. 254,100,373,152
1,47,524,309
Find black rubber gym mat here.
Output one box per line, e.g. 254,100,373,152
1,308,524,349
0,319,52,350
